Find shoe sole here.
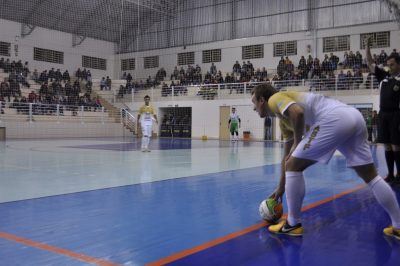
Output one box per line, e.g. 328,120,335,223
384,231,400,240
272,231,303,237
269,227,303,236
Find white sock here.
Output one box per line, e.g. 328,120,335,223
368,176,400,228
141,136,146,149
285,171,305,226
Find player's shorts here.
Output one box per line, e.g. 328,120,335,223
378,110,400,145
291,106,373,167
230,123,238,133
141,124,153,137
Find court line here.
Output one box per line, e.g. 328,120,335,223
146,184,366,266
0,232,121,266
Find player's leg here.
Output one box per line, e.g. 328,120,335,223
389,113,400,181
380,112,396,182
352,163,400,239
339,108,400,239
141,124,147,152
230,124,235,141
145,124,152,151
270,107,356,236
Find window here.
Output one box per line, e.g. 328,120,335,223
273,41,297,57
121,58,135,71
323,35,350,53
360,31,390,49
144,56,159,69
33,47,64,64
242,44,264,60
202,49,221,63
0,42,11,57
177,52,195,65
82,56,107,70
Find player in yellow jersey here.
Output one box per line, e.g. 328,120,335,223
137,95,158,152
251,83,400,239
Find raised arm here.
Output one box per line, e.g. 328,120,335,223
365,36,375,73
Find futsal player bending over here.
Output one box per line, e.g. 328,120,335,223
137,95,158,152
251,83,400,239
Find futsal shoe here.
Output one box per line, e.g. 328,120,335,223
383,226,400,240
269,220,303,236
384,175,396,184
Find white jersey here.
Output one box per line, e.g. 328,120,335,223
268,91,347,140
229,113,240,124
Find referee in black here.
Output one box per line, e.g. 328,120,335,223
366,37,400,184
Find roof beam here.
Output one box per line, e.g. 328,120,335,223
124,0,175,17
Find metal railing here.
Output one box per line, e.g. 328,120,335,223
121,108,136,134
0,101,120,123
107,75,379,103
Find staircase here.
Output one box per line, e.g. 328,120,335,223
91,90,137,135
91,91,121,123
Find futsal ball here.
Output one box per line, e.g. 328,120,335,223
259,198,283,222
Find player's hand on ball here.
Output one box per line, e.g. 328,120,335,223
269,186,285,201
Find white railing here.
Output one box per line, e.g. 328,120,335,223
121,108,136,134
109,75,379,103
0,101,120,123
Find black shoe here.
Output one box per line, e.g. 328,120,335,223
385,175,396,184
393,175,400,185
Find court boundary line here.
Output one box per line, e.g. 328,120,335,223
146,184,366,266
0,232,121,266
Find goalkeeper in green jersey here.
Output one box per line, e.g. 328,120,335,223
229,107,241,141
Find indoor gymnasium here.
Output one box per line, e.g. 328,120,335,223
0,0,400,265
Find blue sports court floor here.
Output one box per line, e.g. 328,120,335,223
0,138,399,265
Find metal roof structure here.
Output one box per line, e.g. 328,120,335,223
0,0,178,44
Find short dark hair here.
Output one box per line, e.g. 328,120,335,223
144,95,150,99
387,55,400,65
251,83,278,101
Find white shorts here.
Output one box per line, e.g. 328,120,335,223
292,106,373,167
141,124,153,137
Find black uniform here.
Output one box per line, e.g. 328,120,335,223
375,66,400,145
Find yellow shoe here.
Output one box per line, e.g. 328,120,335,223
383,226,400,240
268,220,303,236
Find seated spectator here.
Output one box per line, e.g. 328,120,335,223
118,85,125,98
337,70,346,90
0,81,10,102
171,66,179,80
329,53,339,70
62,70,70,82
100,77,106,90
345,70,353,89
390,48,399,57
210,63,217,76
247,61,254,76
378,50,387,65
161,83,170,97
127,73,132,83
355,51,363,69
106,76,111,90
365,72,379,90
353,68,363,89
76,68,82,80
